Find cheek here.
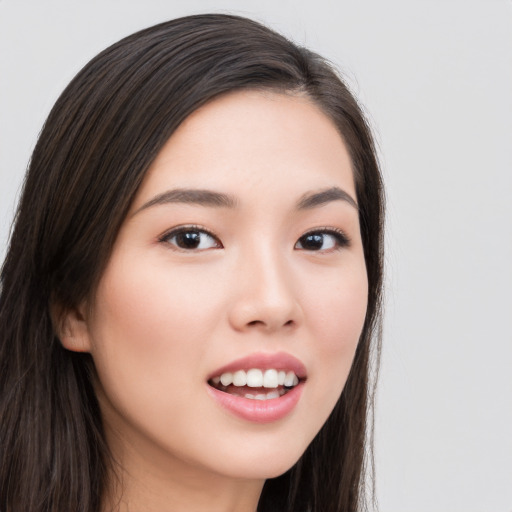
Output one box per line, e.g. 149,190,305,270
84,253,235,461
302,261,368,398
92,253,221,345
307,259,367,343
86,253,226,401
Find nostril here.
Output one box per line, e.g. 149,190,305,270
246,319,295,328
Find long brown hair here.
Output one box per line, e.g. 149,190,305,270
0,14,384,512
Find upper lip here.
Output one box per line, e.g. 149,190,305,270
207,352,307,380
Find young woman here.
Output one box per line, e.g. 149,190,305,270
0,14,384,512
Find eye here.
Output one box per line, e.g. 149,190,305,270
160,226,222,251
295,229,350,252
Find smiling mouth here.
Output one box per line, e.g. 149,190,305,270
208,368,303,401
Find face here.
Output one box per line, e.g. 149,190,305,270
76,90,368,482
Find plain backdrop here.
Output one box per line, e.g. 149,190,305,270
1,1,511,511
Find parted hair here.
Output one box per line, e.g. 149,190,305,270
0,13,384,512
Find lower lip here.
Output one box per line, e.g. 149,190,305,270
207,383,304,423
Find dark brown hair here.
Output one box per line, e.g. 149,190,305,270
0,14,384,512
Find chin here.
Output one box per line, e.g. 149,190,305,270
208,439,308,481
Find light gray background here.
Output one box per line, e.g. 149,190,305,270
1,1,511,511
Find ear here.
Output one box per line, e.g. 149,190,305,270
52,302,92,353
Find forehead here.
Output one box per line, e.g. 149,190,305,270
131,90,355,211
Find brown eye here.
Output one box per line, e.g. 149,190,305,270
162,228,222,250
295,230,349,251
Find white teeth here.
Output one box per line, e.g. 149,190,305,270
263,369,279,388
216,368,300,389
266,390,280,399
232,370,247,386
284,371,298,387
246,369,263,387
220,372,233,386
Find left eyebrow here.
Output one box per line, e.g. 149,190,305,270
296,187,358,211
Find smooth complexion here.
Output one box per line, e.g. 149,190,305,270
62,90,368,512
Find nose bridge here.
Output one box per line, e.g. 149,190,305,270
229,240,301,332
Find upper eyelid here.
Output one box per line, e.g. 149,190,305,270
300,227,351,240
158,224,218,241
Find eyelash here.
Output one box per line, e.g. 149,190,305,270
158,225,351,252
158,225,222,251
295,228,351,252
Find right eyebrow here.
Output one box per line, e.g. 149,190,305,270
133,188,238,216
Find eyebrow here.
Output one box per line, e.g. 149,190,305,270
296,187,358,210
135,188,238,214
135,185,358,215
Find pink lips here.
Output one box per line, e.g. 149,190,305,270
206,352,307,423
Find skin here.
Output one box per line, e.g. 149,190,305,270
62,90,368,512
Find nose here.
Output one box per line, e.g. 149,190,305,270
227,247,303,333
